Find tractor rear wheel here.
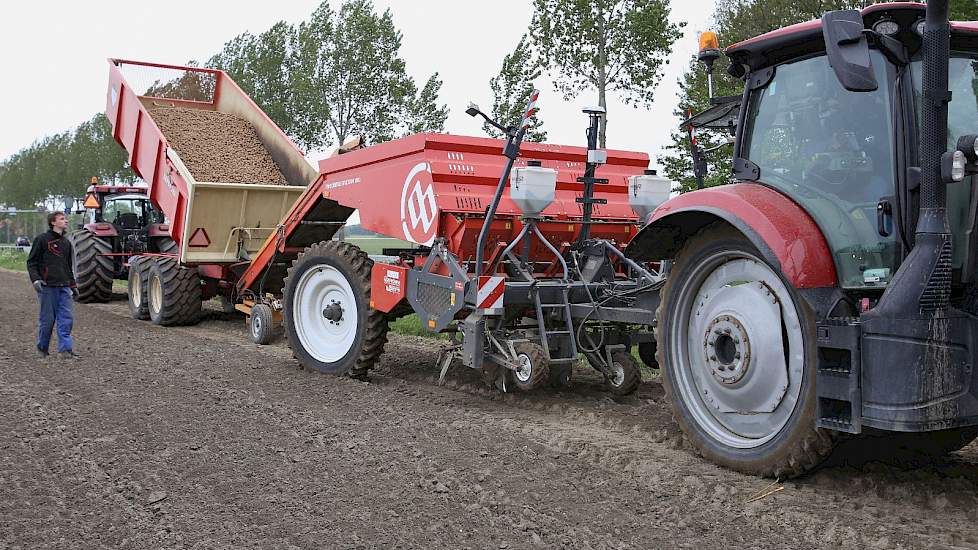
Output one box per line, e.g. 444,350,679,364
69,229,113,303
147,258,202,326
283,241,388,378
128,256,150,320
155,237,178,255
656,224,834,478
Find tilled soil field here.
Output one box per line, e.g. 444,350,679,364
3,268,978,549
150,107,288,185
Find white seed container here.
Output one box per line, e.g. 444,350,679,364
510,162,557,217
628,170,672,222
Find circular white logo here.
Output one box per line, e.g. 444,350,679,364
400,162,437,245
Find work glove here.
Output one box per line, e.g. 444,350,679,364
32,280,44,293
71,287,80,300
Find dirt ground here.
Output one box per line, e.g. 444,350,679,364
2,268,978,549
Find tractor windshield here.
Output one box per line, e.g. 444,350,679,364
742,51,897,289
101,197,163,228
912,54,978,271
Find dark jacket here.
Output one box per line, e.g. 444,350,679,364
27,230,76,287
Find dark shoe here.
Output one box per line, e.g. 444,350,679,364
58,351,81,360
36,348,49,359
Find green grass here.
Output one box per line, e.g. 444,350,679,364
388,314,449,339
0,249,27,271
343,237,412,256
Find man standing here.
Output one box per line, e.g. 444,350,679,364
27,212,80,359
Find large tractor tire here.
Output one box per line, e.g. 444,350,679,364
127,256,151,320
146,258,201,326
68,229,113,303
283,241,388,378
655,223,834,478
155,237,179,255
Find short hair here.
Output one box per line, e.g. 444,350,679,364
47,212,65,229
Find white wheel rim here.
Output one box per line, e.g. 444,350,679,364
293,265,359,364
131,270,142,307
610,362,625,387
670,252,805,449
252,314,263,338
149,275,163,316
515,353,533,382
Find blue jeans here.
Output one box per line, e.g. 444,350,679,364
37,286,74,353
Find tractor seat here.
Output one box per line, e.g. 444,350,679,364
115,212,141,229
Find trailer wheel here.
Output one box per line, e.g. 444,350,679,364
656,223,834,478
605,351,641,396
283,241,388,378
250,304,275,345
511,342,549,391
147,258,202,326
68,229,113,303
549,363,573,389
127,256,150,320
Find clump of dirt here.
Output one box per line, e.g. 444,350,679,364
150,107,288,185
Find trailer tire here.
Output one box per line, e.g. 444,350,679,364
605,351,641,396
68,229,113,303
250,304,275,345
638,341,659,369
147,258,202,326
549,362,573,389
511,342,549,391
283,240,388,378
656,223,834,478
127,256,150,320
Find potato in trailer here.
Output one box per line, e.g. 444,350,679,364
104,59,313,326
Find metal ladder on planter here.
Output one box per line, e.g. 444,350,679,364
533,285,578,363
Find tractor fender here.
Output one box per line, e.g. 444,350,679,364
624,183,837,289
84,222,118,238
148,223,171,238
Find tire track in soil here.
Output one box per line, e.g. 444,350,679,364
3,268,978,549
90,287,978,549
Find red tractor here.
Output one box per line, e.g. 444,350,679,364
69,179,175,302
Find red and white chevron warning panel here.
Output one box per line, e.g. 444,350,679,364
477,276,505,310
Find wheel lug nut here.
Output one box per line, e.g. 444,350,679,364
724,328,731,334
735,352,741,359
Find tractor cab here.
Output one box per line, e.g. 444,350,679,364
92,192,164,231
689,3,978,291
80,182,170,257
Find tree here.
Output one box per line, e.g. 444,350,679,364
294,0,444,150
529,0,683,147
484,35,547,142
403,73,449,136
950,0,978,21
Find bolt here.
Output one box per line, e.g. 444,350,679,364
732,337,740,344
709,355,717,362
709,339,716,346
714,328,723,335
735,352,741,359
724,328,731,334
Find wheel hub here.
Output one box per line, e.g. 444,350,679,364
322,300,344,324
703,315,750,385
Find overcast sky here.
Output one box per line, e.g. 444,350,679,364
0,0,714,170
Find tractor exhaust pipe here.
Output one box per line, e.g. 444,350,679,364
870,0,953,315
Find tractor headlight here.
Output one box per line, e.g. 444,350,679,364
942,150,966,182
956,134,978,163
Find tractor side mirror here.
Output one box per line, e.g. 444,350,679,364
822,10,878,92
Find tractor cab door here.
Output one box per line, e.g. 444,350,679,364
740,50,899,290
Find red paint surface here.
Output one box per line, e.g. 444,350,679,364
727,3,976,54
649,184,837,288
370,263,408,313
84,223,118,238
